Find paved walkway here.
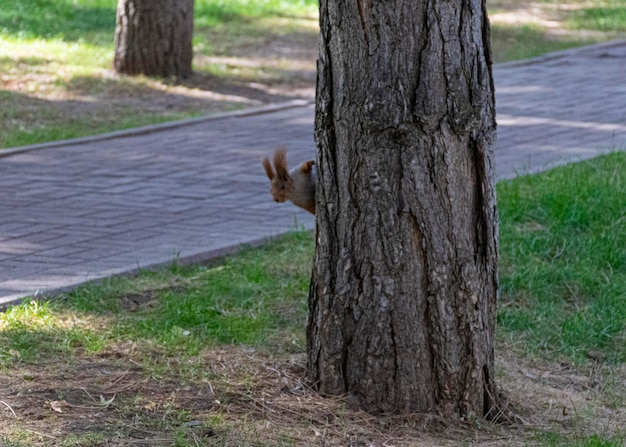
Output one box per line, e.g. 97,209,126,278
1,40,626,308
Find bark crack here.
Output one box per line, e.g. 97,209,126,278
389,309,400,411
472,138,488,263
356,0,370,49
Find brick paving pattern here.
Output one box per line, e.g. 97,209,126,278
1,40,625,307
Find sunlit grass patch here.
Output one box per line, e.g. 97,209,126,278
106,231,312,354
0,36,112,68
0,300,108,366
0,231,313,370
0,37,112,100
194,0,318,27
490,23,599,62
567,0,626,31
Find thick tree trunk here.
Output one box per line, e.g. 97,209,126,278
307,0,500,417
114,0,194,78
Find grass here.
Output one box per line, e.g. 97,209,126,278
489,24,598,62
488,0,626,62
0,0,318,42
2,154,626,445
498,151,626,364
0,0,115,42
567,0,626,32
539,433,626,447
0,88,189,148
0,230,313,368
0,231,315,447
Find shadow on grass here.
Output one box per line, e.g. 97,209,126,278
0,333,219,446
0,89,193,149
0,233,312,445
62,71,308,102
0,69,308,149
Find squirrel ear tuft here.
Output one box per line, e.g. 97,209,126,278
262,157,275,180
300,160,315,174
273,147,290,179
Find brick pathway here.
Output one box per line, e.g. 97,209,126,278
1,40,625,308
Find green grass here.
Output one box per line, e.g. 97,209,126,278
567,0,626,32
0,231,313,368
539,432,626,447
0,88,199,148
195,0,318,27
2,155,626,444
0,0,115,43
490,24,597,62
0,0,318,42
498,151,626,363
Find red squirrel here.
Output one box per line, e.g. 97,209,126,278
262,147,316,215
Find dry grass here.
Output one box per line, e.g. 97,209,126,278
2,341,625,446
497,348,626,435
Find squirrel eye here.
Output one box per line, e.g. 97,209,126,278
281,185,285,190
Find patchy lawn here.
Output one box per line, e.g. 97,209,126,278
2,150,626,447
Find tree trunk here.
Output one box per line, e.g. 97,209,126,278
114,0,194,78
307,0,500,418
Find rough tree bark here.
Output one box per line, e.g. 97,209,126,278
114,0,194,78
307,0,500,417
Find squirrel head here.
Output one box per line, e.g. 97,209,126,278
262,147,295,203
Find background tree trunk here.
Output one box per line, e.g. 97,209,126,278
114,0,194,78
307,0,500,417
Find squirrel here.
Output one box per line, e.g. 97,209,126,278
262,147,316,215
